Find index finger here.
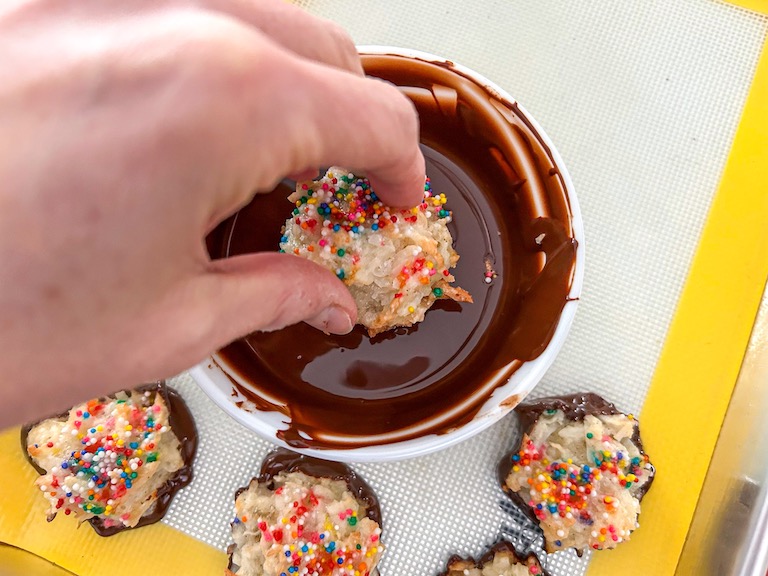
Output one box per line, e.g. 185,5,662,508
181,26,427,220
280,61,426,208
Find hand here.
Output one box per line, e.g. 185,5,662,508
0,0,425,425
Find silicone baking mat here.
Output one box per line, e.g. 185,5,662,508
2,1,768,575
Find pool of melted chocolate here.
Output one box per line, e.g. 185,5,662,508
207,54,578,449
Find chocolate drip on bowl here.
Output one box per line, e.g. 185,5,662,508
207,53,579,449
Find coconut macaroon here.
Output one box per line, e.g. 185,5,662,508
227,448,383,576
22,382,197,536
440,541,548,576
279,167,472,336
499,393,654,554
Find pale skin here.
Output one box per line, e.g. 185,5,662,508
0,0,425,427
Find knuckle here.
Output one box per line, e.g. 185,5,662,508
167,14,276,92
381,81,420,137
318,19,361,72
326,22,357,54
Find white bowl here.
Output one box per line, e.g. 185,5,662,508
191,46,585,462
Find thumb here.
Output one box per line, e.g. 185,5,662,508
194,252,357,345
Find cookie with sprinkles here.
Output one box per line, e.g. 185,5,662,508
226,448,383,576
498,393,655,554
21,381,197,536
279,167,472,337
438,540,548,576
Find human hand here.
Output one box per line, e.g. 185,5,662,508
0,0,425,425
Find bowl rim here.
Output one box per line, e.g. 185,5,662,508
190,45,585,462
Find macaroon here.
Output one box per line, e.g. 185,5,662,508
439,541,548,576
499,393,654,554
279,167,471,336
21,382,197,536
227,448,383,576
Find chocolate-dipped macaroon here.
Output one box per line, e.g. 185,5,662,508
280,167,471,337
439,540,548,576
499,393,654,554
227,448,383,576
21,381,197,536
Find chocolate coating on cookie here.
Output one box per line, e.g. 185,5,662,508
21,381,197,536
516,393,622,427
256,448,381,525
500,392,653,501
228,448,383,574
499,392,655,554
439,540,547,576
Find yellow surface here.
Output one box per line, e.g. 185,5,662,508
724,0,768,15
0,545,75,576
588,34,768,576
0,428,227,576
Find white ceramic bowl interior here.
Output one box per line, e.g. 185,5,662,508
191,46,585,462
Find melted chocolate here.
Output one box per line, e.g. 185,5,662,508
439,540,548,576
20,382,198,537
498,392,655,531
208,53,578,449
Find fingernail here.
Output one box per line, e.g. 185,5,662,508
306,306,354,335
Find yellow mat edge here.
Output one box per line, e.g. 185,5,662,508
587,32,768,576
723,0,768,16
0,544,77,576
0,428,227,576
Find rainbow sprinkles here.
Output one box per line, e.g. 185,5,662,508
23,386,189,533
500,394,655,554
279,167,471,336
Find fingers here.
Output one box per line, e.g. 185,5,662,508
270,54,426,208
136,12,424,225
288,168,320,182
183,253,357,355
132,252,357,383
198,1,424,207
177,0,364,75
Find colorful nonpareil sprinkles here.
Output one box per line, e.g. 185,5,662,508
234,480,383,576
27,391,179,529
505,413,654,552
278,167,472,336
280,170,451,288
